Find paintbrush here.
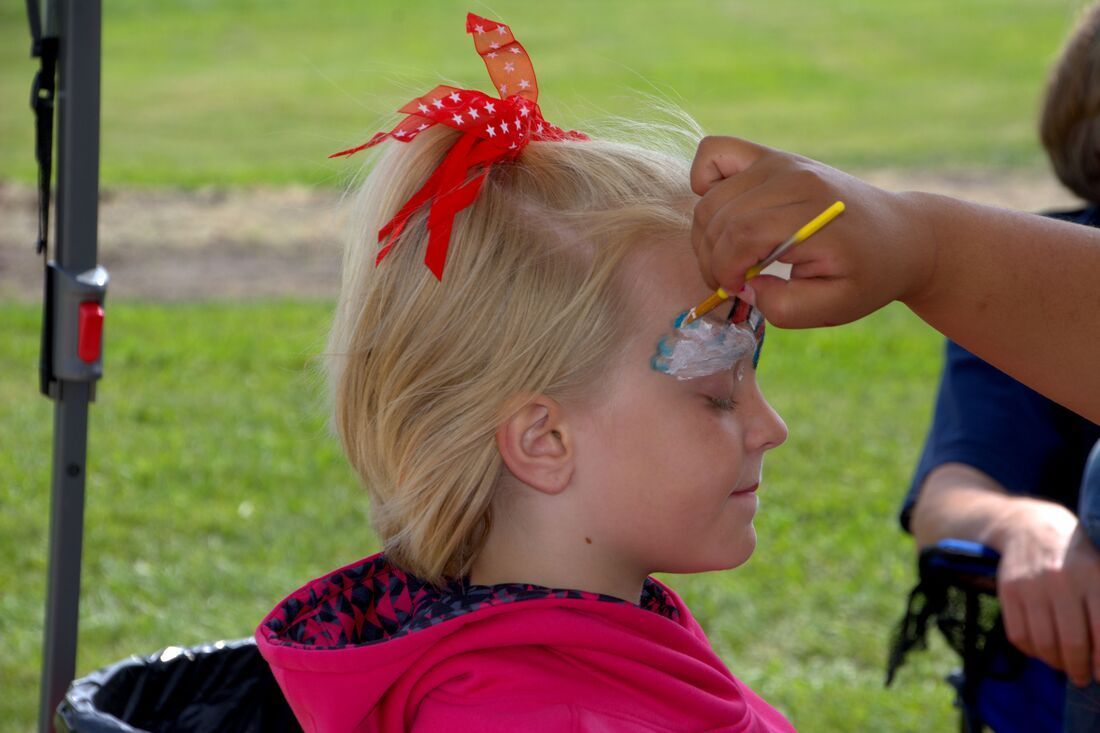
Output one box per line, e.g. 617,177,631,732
682,200,846,327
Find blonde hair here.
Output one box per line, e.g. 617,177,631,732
327,120,698,585
1040,1,1100,202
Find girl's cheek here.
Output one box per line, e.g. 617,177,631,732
697,413,743,450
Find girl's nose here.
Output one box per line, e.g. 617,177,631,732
748,386,788,452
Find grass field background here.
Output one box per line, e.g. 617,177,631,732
0,0,1090,186
3,0,1092,730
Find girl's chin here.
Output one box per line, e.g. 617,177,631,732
658,544,757,574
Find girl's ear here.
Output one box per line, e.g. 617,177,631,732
495,396,573,495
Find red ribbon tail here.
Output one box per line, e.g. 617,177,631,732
424,171,488,279
331,131,390,158
373,159,453,265
373,133,482,274
404,133,477,278
375,238,396,266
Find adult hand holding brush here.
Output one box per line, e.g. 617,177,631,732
689,135,1100,423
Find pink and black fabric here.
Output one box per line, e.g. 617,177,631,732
257,552,796,732
262,553,680,650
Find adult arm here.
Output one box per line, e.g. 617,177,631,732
910,462,1100,686
689,136,1100,422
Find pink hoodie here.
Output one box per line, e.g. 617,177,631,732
257,552,796,732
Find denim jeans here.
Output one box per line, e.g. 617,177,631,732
1065,439,1100,733
1080,440,1100,548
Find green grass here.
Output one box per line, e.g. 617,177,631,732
0,0,1085,186
2,299,962,731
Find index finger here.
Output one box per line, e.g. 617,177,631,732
690,136,773,196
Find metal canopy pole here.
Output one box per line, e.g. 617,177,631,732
35,0,106,731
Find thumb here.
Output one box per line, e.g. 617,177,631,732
690,136,772,196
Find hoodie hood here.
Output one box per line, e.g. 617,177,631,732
257,552,794,732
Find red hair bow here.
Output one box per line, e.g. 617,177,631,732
332,12,588,279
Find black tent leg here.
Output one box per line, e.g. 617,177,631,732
38,382,92,733
36,0,103,731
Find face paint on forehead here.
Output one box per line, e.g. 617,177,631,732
650,299,766,380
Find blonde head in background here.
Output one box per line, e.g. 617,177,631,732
326,122,699,586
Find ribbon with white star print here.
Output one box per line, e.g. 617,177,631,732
331,12,588,280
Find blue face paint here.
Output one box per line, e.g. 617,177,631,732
650,299,766,380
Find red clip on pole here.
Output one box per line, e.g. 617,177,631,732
77,302,103,364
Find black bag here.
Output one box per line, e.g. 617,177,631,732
55,638,301,732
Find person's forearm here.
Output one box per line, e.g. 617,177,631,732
899,193,1100,422
910,463,1077,551
687,137,1100,421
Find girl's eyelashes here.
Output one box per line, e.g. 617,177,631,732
706,395,738,412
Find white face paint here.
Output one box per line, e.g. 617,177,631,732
650,310,758,380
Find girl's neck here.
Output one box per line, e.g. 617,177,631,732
469,530,648,605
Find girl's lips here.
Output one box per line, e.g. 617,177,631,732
730,483,759,496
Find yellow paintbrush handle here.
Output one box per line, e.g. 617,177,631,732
744,200,845,279
791,200,846,245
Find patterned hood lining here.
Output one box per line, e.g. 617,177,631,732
263,553,681,649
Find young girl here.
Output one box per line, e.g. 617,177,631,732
257,13,793,732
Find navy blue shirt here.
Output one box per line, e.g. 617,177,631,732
900,206,1100,532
